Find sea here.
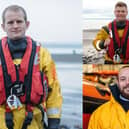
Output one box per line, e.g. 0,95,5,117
43,43,82,54
83,18,111,30
43,43,82,129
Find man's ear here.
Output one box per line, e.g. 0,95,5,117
126,10,128,16
26,21,30,30
1,24,6,32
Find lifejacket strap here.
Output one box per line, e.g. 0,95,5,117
5,112,14,129
25,40,36,103
21,111,33,129
37,104,44,122
21,104,33,129
0,41,12,99
5,103,14,129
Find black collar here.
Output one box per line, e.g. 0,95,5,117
110,84,129,112
116,21,126,29
7,37,27,59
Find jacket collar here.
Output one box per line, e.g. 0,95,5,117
109,84,129,112
109,84,120,102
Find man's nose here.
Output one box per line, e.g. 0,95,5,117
127,78,129,84
13,21,18,27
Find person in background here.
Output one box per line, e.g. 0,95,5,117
0,5,62,129
93,1,129,64
88,65,129,129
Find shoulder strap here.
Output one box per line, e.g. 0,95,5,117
0,39,14,129
21,39,36,129
122,21,129,58
111,21,119,52
24,39,36,104
0,39,12,99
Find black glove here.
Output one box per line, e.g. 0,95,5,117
48,118,60,129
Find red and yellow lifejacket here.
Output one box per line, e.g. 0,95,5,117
0,36,48,105
107,20,129,63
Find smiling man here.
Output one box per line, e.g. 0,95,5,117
92,1,129,64
118,66,129,99
0,5,62,129
88,66,129,129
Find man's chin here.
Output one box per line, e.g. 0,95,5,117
117,19,126,22
122,92,129,99
9,35,24,40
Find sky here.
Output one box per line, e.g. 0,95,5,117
0,0,82,43
83,0,129,29
83,0,129,19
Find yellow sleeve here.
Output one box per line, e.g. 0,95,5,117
88,101,111,129
93,26,110,51
39,47,62,118
88,110,102,129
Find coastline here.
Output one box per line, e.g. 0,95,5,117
52,53,82,63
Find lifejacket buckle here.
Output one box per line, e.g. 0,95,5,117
10,81,25,96
113,48,122,63
7,94,23,110
113,54,122,63
115,48,122,55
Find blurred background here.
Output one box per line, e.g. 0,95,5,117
0,0,82,129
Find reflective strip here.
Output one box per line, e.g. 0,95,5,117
96,40,101,51
47,108,60,115
44,80,48,99
109,30,113,38
34,52,39,65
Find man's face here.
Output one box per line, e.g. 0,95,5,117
118,67,129,99
114,6,128,22
1,10,29,40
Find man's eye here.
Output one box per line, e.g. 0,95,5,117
17,20,23,23
117,10,120,13
7,21,14,24
120,78,126,81
121,11,125,13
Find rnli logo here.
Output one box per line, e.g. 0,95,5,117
34,53,39,65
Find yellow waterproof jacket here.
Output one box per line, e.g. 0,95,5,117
88,87,129,129
0,43,62,129
93,23,125,63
